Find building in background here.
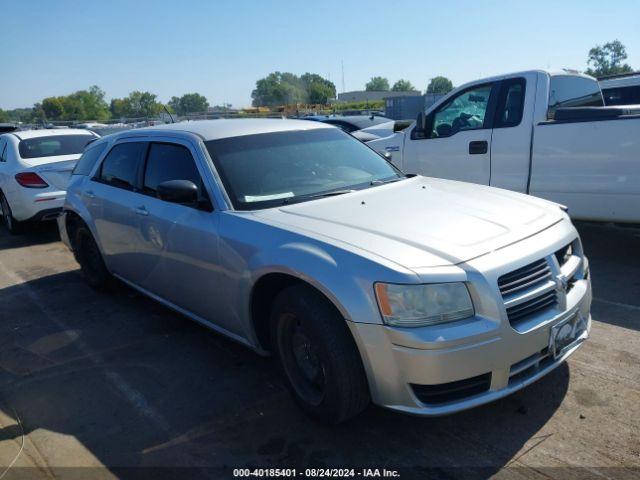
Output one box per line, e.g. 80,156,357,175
337,90,420,103
384,93,445,120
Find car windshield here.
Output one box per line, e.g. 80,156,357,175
18,134,95,159
205,128,405,210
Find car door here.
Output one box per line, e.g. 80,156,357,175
85,140,147,281
489,75,534,193
403,83,497,185
132,140,236,333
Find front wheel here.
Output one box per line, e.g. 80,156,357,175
271,285,370,423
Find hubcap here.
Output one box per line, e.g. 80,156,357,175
292,329,321,381
281,315,326,406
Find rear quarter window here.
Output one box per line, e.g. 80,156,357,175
72,142,108,176
548,76,604,119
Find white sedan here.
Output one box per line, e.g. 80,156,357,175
0,129,98,233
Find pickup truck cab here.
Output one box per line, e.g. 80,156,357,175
368,70,640,223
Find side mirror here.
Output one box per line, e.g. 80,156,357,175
414,112,427,139
157,179,198,206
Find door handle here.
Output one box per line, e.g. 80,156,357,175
84,190,96,199
134,206,149,216
469,140,488,155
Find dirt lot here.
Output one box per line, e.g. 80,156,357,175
0,221,638,479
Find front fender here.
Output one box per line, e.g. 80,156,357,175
367,131,406,169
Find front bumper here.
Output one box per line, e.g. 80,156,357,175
348,226,592,416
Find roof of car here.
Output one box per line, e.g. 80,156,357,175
133,118,334,141
10,128,96,140
302,114,391,127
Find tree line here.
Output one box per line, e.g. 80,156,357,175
0,40,633,123
0,89,211,123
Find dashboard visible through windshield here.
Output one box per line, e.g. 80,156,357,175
205,128,405,210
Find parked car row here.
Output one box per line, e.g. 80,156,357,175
2,118,591,423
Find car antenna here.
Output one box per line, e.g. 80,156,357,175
163,105,176,124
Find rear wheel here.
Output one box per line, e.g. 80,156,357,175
0,192,21,235
75,225,111,289
271,285,370,423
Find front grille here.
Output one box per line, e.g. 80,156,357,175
498,258,551,296
498,258,557,326
411,373,491,405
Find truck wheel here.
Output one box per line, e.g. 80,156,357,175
0,192,21,235
75,225,110,289
271,285,370,423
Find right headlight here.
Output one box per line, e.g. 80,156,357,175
374,282,474,327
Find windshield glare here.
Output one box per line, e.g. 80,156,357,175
205,128,404,210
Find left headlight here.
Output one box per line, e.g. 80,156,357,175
374,282,474,327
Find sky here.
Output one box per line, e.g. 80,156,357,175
1,0,638,110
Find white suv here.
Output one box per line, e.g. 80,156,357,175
0,129,98,233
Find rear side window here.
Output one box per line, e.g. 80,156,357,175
548,76,604,119
495,78,525,128
18,135,95,159
0,140,6,162
98,142,147,190
72,142,108,176
143,143,203,195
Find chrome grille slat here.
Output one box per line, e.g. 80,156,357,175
503,280,556,309
498,257,558,326
499,266,551,295
498,259,547,284
507,291,557,321
498,259,551,297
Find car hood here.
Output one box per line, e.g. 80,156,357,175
253,176,565,269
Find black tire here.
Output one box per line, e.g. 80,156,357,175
75,225,111,289
271,284,370,423
0,192,21,235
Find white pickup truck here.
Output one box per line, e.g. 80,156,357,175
368,70,640,223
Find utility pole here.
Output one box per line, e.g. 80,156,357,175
341,60,345,94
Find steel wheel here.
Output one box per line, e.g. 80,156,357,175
279,312,326,406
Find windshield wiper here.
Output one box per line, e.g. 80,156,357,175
282,189,355,204
370,176,405,186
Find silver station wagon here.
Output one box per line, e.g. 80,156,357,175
58,119,592,423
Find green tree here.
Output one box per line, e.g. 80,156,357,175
251,72,304,106
391,79,415,92
301,73,336,104
365,76,390,91
426,76,454,95
585,40,633,77
168,93,210,115
41,97,66,120
110,91,164,118
72,85,110,121
0,109,9,122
